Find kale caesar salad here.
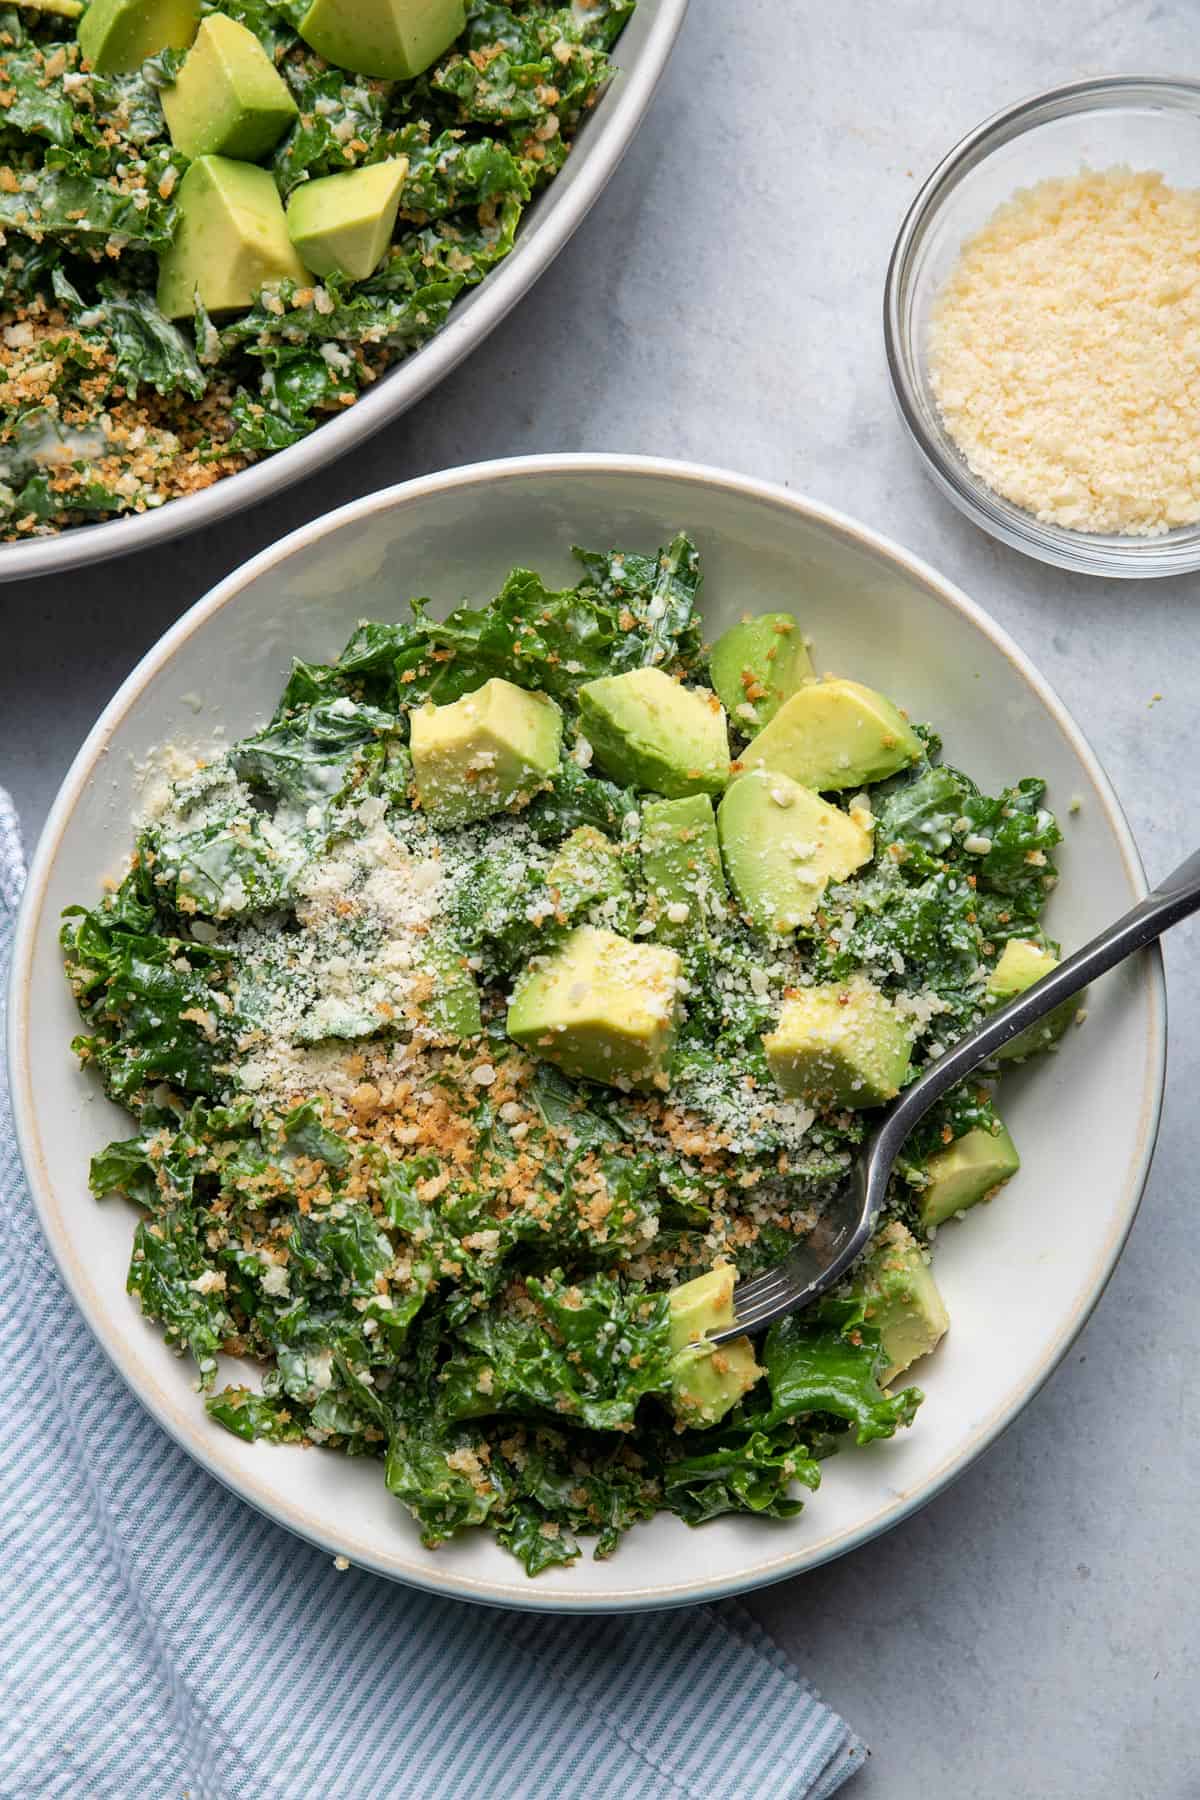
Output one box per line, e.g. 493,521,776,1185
63,535,1078,1575
0,0,629,539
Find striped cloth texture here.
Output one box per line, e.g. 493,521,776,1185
0,787,866,1800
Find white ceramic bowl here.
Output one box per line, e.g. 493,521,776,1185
0,2,686,584
9,456,1165,1612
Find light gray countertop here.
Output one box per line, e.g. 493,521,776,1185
4,3,1197,1794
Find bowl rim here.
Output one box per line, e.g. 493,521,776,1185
0,0,688,586
884,72,1200,579
8,452,1168,1612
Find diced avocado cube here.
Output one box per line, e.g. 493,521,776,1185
666,1264,764,1428
709,612,814,733
161,15,298,162
507,924,680,1092
578,667,729,798
299,0,464,79
987,937,1082,1061
420,944,482,1041
640,794,726,942
764,978,912,1109
717,768,873,935
918,1122,1020,1229
410,677,562,828
741,677,923,791
78,0,198,74
547,826,632,932
156,156,311,321
286,159,409,282
853,1221,949,1383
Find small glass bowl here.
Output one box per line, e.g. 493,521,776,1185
884,76,1200,579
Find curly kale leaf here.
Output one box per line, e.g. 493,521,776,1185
385,1419,506,1546
272,52,389,194
662,1422,820,1525
53,271,205,399
572,532,705,674
223,345,362,454
763,1299,923,1445
503,1424,659,1560
494,1501,580,1573
439,1272,673,1431
877,765,1061,925
217,0,306,58
231,695,398,809
0,39,76,145
389,532,703,708
522,758,636,843
205,1388,306,1444
0,164,175,252
143,813,304,921
62,909,235,1102
273,616,428,714
393,125,530,219
127,1207,235,1382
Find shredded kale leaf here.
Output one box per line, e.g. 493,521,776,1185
763,1300,923,1446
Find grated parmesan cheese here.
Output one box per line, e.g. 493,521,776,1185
930,167,1200,536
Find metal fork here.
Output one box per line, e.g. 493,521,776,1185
709,846,1200,1345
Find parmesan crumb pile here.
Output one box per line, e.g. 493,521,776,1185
929,167,1200,537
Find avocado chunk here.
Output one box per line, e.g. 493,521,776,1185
640,794,726,943
547,826,633,932
717,768,872,935
986,937,1082,1061
578,667,729,798
918,1122,1020,1230
764,978,913,1109
286,159,409,281
420,944,482,1041
161,15,298,162
709,612,814,733
156,156,311,321
78,0,198,74
299,0,464,79
410,678,562,828
741,677,923,791
507,924,680,1092
666,1265,764,1428
853,1221,949,1383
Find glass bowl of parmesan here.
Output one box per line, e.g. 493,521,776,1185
885,76,1200,578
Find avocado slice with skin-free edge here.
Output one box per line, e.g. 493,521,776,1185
917,1122,1020,1230
709,611,814,733
640,793,726,943
986,938,1083,1061
299,0,464,80
79,0,198,74
161,14,298,162
286,160,410,282
717,768,872,934
666,1265,764,1427
763,977,913,1109
741,677,923,791
156,156,311,321
578,667,729,799
853,1221,949,1383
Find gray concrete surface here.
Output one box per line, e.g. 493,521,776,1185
4,2,1197,1794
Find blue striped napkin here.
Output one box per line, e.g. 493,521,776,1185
0,789,865,1800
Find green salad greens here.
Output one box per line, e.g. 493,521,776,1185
0,0,629,538
63,533,1075,1575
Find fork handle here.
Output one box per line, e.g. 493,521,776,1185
877,845,1200,1151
